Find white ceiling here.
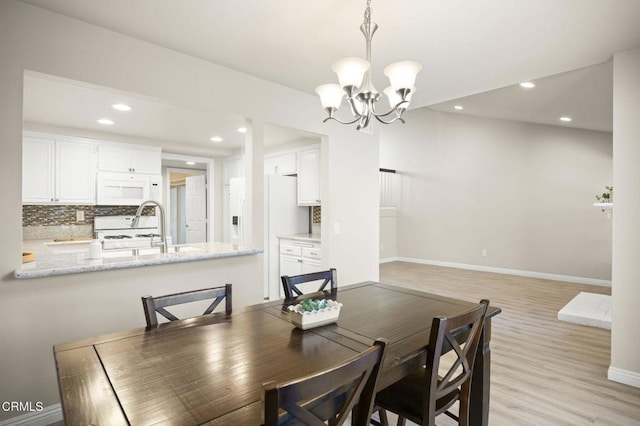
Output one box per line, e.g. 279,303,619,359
429,62,613,132
19,0,640,141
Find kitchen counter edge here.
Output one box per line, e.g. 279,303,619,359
277,234,321,243
15,243,263,279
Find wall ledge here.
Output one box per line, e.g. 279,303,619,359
383,257,611,287
0,403,61,426
608,366,640,389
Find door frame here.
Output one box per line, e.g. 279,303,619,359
162,153,215,242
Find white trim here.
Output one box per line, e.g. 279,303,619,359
0,404,62,426
608,366,640,388
379,256,400,264
388,257,612,287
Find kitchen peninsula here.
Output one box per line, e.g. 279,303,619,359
17,240,262,279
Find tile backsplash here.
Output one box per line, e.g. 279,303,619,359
22,205,156,240
22,205,155,227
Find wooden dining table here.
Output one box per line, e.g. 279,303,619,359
54,281,501,425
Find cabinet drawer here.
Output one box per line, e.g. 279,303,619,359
280,244,302,256
302,247,322,260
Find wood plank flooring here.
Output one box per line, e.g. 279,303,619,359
379,261,640,426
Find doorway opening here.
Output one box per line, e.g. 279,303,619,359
167,168,207,244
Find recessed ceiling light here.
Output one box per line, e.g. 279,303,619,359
454,105,464,110
520,82,536,89
210,136,223,142
97,118,114,125
111,103,132,111
186,161,196,166
237,127,248,133
559,116,572,122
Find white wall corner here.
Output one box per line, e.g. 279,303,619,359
0,404,62,426
379,256,400,264
608,366,640,388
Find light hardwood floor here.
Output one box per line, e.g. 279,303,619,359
379,261,640,426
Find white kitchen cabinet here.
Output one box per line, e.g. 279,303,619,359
97,143,161,174
23,136,96,204
279,238,323,296
297,147,321,206
265,152,297,175
23,136,54,203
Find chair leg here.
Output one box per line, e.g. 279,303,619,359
396,416,406,426
370,407,389,426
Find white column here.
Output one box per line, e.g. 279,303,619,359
610,47,640,388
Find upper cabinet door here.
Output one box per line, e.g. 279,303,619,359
297,148,321,206
22,136,96,205
131,148,161,174
55,140,96,204
23,136,55,203
265,152,297,175
97,144,161,174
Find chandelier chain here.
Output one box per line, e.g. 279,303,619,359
364,0,372,25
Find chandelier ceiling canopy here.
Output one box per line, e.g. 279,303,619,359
316,0,422,131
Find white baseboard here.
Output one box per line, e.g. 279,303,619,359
608,366,640,388
0,404,62,426
387,257,611,287
379,256,399,264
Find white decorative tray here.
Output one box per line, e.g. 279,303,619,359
287,300,343,330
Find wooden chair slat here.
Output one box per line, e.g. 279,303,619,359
141,283,232,327
263,339,388,426
281,268,337,300
373,299,489,426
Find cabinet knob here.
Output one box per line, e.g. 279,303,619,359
298,259,303,263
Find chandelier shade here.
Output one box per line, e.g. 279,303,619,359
316,84,344,109
384,86,416,110
315,0,421,130
331,57,370,89
383,61,422,91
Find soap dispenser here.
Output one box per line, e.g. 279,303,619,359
89,239,103,259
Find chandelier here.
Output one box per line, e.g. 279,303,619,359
315,0,422,130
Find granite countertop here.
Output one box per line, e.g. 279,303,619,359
277,233,322,243
17,239,262,279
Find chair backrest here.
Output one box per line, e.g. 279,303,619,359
281,268,337,300
263,338,387,426
141,283,232,327
422,299,489,426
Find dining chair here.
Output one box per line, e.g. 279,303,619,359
141,283,232,327
263,338,388,426
371,299,490,426
281,268,337,300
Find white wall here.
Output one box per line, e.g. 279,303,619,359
379,108,613,281
0,1,379,420
380,207,398,261
610,47,640,387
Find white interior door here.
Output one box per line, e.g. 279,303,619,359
186,175,207,243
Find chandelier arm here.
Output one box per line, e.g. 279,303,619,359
346,96,366,118
373,115,406,125
323,116,361,125
370,100,410,118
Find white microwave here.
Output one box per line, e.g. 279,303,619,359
96,172,162,206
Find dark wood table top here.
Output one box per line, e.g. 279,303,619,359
54,281,501,425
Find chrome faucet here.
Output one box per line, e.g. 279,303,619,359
131,200,168,253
